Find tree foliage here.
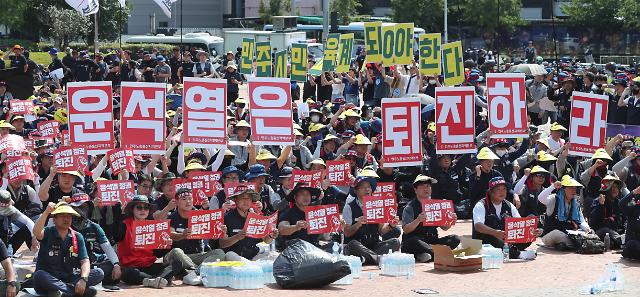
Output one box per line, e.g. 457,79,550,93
90,0,130,43
618,0,640,31
390,0,444,33
331,0,361,24
461,0,524,36
258,0,292,24
41,6,92,49
561,0,622,33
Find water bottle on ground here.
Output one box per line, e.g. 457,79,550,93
502,243,510,263
604,233,611,251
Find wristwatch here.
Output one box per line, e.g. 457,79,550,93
80,277,89,283
7,281,16,288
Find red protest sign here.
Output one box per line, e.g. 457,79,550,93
187,171,222,196
373,182,396,198
107,148,135,175
291,169,323,188
569,92,609,157
96,180,135,206
24,139,34,151
223,182,258,197
61,130,71,146
248,77,294,145
53,146,88,173
381,97,423,167
120,82,166,154
37,120,60,139
0,135,26,154
182,78,227,149
188,179,208,206
305,204,342,234
505,217,538,244
7,156,35,183
326,160,351,186
188,209,225,239
243,211,278,238
10,100,34,115
362,195,397,224
487,73,528,138
435,87,476,154
132,220,172,249
67,81,114,155
421,199,456,226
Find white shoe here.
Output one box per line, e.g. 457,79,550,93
143,277,168,288
518,250,537,260
182,271,202,286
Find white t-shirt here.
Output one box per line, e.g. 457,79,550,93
472,199,520,224
402,74,420,95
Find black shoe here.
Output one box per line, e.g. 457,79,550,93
555,242,569,251
415,253,433,263
83,286,98,297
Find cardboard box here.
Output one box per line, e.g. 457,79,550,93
433,237,483,272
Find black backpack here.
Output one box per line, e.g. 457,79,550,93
568,232,605,254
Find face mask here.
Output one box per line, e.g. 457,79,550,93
496,149,508,157
294,139,302,147
311,115,320,123
429,79,437,85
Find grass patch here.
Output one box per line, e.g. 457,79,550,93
29,52,53,66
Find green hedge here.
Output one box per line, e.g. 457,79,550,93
33,42,174,53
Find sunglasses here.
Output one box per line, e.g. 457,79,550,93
135,205,150,211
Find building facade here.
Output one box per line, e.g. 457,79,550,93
127,0,224,35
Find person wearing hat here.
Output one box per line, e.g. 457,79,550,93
231,97,249,122
401,175,460,263
153,56,171,83
621,80,640,125
331,105,362,135
425,133,470,205
39,167,84,206
613,147,640,190
47,48,65,74
338,134,378,171
472,177,539,260
547,122,567,152
619,185,640,260
0,81,13,119
220,185,279,261
289,129,313,170
314,134,339,161
178,156,207,177
139,52,157,82
0,121,14,137
589,175,626,249
608,78,628,125
538,175,591,250
5,170,42,249
9,45,27,74
277,182,337,251
274,167,295,204
152,172,178,220
193,51,217,78
178,51,195,81
65,193,122,288
251,146,291,184
514,165,553,219
525,71,549,126
229,120,251,168
91,53,108,81
0,189,39,253
74,51,98,82
32,202,104,296
9,114,33,138
245,164,282,215
343,174,400,265
469,147,510,209
164,188,225,286
224,61,243,105
308,108,325,125
167,47,182,85
211,166,244,211
554,74,575,127
114,195,184,289
579,148,615,216
490,137,530,185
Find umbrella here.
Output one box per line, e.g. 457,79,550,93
406,93,435,106
505,64,547,76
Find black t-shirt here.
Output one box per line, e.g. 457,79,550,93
93,61,107,81
223,209,261,255
279,206,319,245
169,57,182,80
139,59,157,82
316,74,332,102
302,77,317,100
153,194,173,216
181,62,195,78
48,58,65,72
224,71,242,93
47,186,82,206
169,211,203,254
10,55,28,72
75,59,97,82
62,55,76,72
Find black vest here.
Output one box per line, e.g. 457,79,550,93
260,186,275,215
472,198,512,242
401,199,438,243
519,186,545,218
626,168,640,193
543,196,580,235
346,200,381,247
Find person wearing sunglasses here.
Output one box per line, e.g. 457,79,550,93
114,195,185,289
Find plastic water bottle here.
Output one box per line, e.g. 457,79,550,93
257,259,275,284
481,244,491,270
604,233,611,252
332,242,340,259
345,255,362,278
502,243,510,263
606,263,624,291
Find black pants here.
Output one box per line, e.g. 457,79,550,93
401,235,461,258
623,240,640,260
95,262,118,286
595,227,623,249
121,258,183,285
476,233,532,259
344,239,400,266
228,92,239,106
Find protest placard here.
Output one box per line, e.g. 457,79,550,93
305,204,341,234
132,220,172,249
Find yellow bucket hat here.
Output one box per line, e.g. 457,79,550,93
0,121,15,130
413,174,438,186
560,175,582,187
235,97,247,104
477,147,500,160
184,161,206,171
342,109,360,118
537,151,558,162
529,165,550,175
51,202,80,217
353,134,372,145
235,120,251,128
310,159,326,167
309,123,325,133
591,148,613,161
256,149,277,161
550,122,567,131
358,168,379,178
536,138,550,149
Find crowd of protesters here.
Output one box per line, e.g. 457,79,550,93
0,39,637,296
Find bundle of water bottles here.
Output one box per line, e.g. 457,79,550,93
481,244,506,269
201,260,275,289
379,250,416,277
581,263,625,295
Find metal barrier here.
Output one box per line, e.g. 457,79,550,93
599,56,640,65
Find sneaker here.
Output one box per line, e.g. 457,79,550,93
143,277,168,289
518,250,537,260
82,286,98,297
415,253,432,263
182,271,202,286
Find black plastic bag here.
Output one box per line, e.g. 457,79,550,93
273,239,351,289
568,232,605,254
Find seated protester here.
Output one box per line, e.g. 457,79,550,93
612,148,640,191
274,167,294,209
252,147,291,186
619,185,640,260
0,190,38,252
330,107,362,135
66,193,122,287
0,122,14,137
38,168,84,206
579,148,615,217
32,202,104,297
469,148,506,208
291,130,314,169
490,138,530,185
590,175,626,249
211,166,244,211
228,120,251,168
514,166,553,218
245,164,283,215
278,182,339,251
219,185,279,261
9,115,33,138
426,143,471,205
337,134,378,171
538,176,592,250
472,177,539,260
5,179,41,249
152,173,178,220
166,188,226,286
401,175,460,263
136,174,155,197
313,134,339,162
343,174,401,265
115,195,184,289
0,240,18,297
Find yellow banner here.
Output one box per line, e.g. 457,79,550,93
240,38,254,75
419,33,441,76
274,50,287,78
323,33,340,72
336,33,354,73
381,25,395,65
255,41,272,77
364,22,382,63
442,41,464,86
290,43,307,82
394,23,414,65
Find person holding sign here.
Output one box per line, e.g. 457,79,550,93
219,186,278,261
32,202,104,297
343,174,400,265
115,195,185,289
0,189,39,253
152,173,178,220
472,177,539,260
401,175,460,263
211,166,244,211
39,167,84,206
165,188,226,286
537,176,591,250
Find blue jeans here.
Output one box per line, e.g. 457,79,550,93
33,268,104,296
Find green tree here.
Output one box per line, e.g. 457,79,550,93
42,6,92,49
461,0,524,47
561,0,621,34
89,0,130,43
619,0,640,31
331,0,361,24
390,0,444,33
258,0,292,24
